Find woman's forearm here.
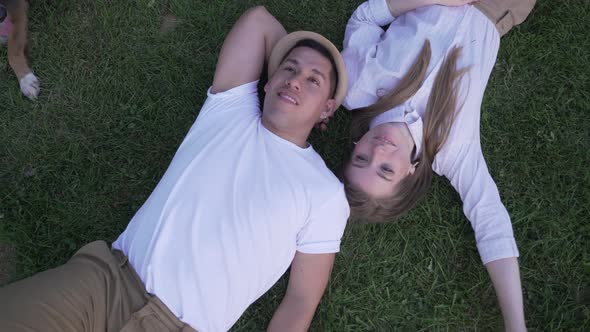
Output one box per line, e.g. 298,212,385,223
386,0,436,17
485,257,526,332
386,0,478,17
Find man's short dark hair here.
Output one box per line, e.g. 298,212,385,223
281,39,339,98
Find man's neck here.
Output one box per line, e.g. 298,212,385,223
261,117,310,149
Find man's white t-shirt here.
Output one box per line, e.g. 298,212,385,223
112,81,350,331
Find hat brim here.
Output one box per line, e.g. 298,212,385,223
267,31,347,110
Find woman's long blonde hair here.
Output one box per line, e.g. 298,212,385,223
344,40,468,223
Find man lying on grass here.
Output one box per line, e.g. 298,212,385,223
0,6,349,332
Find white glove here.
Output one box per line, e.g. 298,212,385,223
19,72,40,100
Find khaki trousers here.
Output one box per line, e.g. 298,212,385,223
0,241,196,332
474,0,536,36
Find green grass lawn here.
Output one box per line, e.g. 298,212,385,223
1,0,588,330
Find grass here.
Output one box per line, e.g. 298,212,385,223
1,0,588,330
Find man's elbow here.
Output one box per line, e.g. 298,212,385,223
243,5,272,23
238,5,281,36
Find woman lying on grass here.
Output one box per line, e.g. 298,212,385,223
340,0,535,330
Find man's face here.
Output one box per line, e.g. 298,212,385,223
263,46,336,137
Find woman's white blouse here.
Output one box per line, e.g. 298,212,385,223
343,0,519,264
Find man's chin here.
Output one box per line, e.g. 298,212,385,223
263,112,296,130
270,101,299,113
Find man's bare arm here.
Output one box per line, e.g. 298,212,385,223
211,6,286,94
267,252,335,331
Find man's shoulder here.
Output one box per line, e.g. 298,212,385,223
197,81,261,121
297,152,345,199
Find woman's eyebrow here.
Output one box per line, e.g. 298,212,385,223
377,171,393,182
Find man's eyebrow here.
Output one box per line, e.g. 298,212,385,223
311,68,327,81
284,58,298,65
284,58,327,81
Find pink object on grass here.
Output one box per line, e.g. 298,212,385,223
0,15,13,41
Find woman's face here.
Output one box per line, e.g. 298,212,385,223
344,122,416,198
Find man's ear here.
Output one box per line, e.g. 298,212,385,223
318,99,337,122
263,81,270,93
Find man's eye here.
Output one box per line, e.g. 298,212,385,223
284,67,294,72
309,77,320,86
355,155,367,162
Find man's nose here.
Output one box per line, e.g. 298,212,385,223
285,75,301,91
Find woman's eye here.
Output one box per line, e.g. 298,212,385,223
284,67,294,72
355,155,367,162
309,78,320,86
381,165,393,173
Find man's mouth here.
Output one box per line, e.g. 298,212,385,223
278,91,299,105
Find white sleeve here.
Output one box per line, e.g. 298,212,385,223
343,0,394,50
197,80,260,120
342,0,394,111
296,187,350,254
183,80,260,138
433,143,520,265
